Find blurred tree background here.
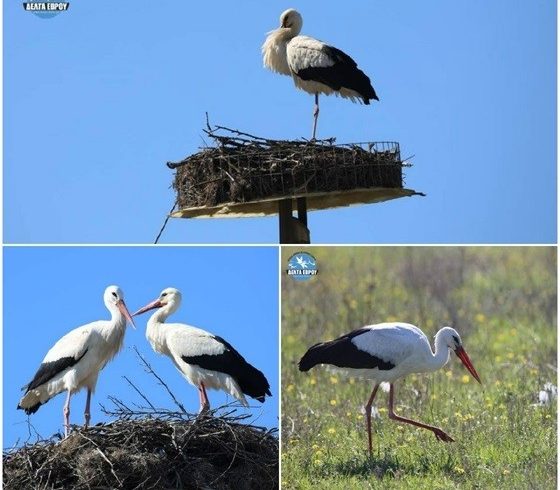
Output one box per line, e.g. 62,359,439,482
282,247,555,348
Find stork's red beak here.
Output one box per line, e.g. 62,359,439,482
455,346,481,384
132,299,165,317
117,300,136,329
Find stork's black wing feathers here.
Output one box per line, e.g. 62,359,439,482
296,45,379,103
18,349,89,415
181,336,271,402
23,349,89,393
299,328,394,371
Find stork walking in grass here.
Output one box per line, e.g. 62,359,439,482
299,323,481,455
18,286,135,437
262,8,378,139
133,288,271,413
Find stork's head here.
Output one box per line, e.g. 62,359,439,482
104,285,135,328
437,326,481,384
280,8,302,35
132,287,182,317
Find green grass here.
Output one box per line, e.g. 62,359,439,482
281,247,556,489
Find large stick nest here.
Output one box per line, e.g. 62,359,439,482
168,124,408,209
3,409,278,490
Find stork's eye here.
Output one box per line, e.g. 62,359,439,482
112,292,117,298
161,292,168,297
452,335,460,345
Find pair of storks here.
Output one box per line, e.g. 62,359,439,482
18,286,271,437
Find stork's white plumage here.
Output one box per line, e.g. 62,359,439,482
133,288,271,413
262,8,378,139
299,323,481,455
18,286,135,437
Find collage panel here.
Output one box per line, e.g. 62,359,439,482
281,247,556,489
3,246,279,489
4,2,556,245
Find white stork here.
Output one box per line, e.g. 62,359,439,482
262,8,378,139
133,287,271,413
299,323,481,455
18,285,135,437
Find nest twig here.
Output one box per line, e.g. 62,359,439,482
168,122,407,209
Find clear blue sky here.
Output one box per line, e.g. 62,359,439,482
3,246,279,448
4,1,556,243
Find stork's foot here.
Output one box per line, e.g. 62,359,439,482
198,403,210,415
84,412,91,429
433,428,454,442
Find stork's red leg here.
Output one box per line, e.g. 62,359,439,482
84,388,92,428
387,383,454,442
199,383,210,413
312,93,320,140
364,383,380,456
63,390,72,437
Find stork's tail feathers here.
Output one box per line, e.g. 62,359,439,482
17,393,44,415
236,363,272,403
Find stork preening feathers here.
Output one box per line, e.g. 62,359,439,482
262,8,378,139
18,286,135,437
133,288,271,413
299,323,481,455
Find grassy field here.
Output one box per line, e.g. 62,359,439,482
281,247,556,490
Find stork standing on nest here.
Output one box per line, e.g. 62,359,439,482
17,286,135,437
299,323,481,455
262,8,379,139
133,288,271,413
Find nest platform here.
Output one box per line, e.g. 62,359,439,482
168,126,422,220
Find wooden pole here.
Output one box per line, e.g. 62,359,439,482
278,198,310,244
297,197,308,226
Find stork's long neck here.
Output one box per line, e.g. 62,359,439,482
425,329,452,372
262,28,295,75
98,306,127,358
146,306,173,353
108,306,127,331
